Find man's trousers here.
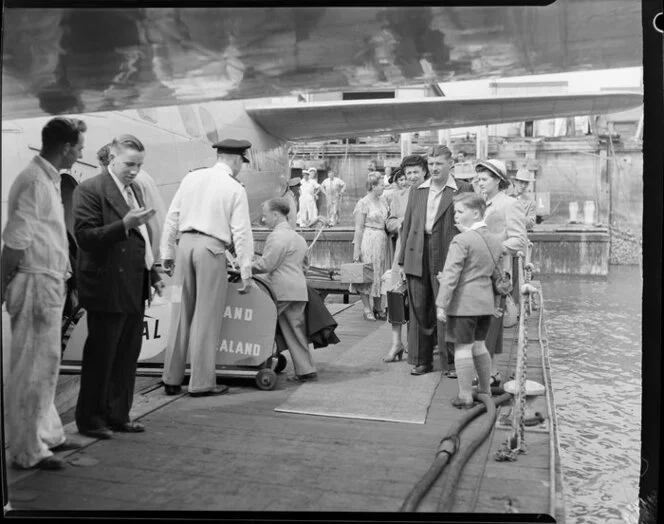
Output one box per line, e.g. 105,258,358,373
405,235,454,372
162,232,229,393
5,272,66,467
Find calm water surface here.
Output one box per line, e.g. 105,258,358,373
540,266,642,524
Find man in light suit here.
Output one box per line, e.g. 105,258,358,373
435,193,504,408
397,145,473,376
74,134,164,439
252,197,317,382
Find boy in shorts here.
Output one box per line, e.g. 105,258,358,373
435,193,504,408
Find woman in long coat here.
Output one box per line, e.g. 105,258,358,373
475,159,528,386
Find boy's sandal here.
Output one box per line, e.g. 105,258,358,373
490,373,502,387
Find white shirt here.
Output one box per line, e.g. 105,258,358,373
469,220,488,231
321,177,346,199
3,156,71,280
300,177,320,199
419,175,458,234
108,167,154,270
159,161,254,280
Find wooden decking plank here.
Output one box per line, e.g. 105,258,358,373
7,296,556,515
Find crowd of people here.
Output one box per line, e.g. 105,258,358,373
1,116,537,472
1,118,320,471
349,145,533,410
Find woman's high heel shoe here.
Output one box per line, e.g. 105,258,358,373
383,344,405,363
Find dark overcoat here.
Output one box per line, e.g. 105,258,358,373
397,178,473,278
73,172,160,314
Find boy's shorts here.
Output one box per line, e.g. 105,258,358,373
445,315,492,344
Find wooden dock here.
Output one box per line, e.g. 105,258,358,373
6,290,564,518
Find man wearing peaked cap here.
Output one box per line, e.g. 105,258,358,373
159,138,255,397
512,169,537,230
212,139,252,167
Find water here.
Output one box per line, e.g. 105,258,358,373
540,266,642,524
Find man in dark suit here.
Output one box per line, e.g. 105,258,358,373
73,134,164,439
397,145,473,376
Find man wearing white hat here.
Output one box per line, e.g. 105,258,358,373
297,168,320,227
512,169,537,231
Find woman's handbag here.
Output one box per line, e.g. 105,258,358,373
386,282,409,324
473,231,513,297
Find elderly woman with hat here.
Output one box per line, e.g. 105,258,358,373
297,167,321,227
474,159,528,386
512,169,537,231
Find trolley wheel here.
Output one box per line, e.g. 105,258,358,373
274,353,288,374
255,368,278,391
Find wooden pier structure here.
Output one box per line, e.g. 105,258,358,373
5,290,564,518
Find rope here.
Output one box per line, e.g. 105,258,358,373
495,252,530,461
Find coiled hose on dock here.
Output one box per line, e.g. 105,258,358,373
400,391,513,512
402,261,549,513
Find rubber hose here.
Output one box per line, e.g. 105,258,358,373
436,392,513,512
400,391,512,512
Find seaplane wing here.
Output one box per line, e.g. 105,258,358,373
1,2,642,120
246,92,644,142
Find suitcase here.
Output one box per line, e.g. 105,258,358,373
387,283,409,324
340,263,374,284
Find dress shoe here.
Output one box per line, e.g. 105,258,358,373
410,364,433,375
164,384,182,395
51,440,83,452
78,427,113,440
299,372,318,381
189,385,229,397
12,455,66,471
109,421,145,433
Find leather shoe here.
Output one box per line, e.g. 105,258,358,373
51,440,83,452
189,385,229,397
410,364,433,376
109,421,145,433
164,384,182,395
78,427,113,440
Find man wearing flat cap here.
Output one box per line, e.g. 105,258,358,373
160,138,254,397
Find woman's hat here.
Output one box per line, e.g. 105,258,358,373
475,159,507,182
514,169,535,182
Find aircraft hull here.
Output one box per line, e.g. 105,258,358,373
1,3,642,119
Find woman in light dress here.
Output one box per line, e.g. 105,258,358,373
383,155,428,362
475,159,528,386
350,172,390,321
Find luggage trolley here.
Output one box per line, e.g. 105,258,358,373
60,269,287,391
